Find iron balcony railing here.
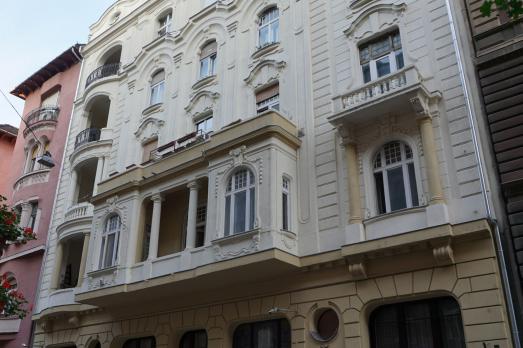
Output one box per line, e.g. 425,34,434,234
25,106,59,126
75,128,101,149
85,62,121,87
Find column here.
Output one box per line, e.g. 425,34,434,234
93,156,105,195
185,182,200,249
345,142,363,224
50,242,63,290
68,170,78,207
148,194,163,260
76,233,90,287
418,116,444,204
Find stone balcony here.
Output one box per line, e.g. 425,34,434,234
13,169,51,191
57,203,94,241
329,65,441,126
23,106,59,138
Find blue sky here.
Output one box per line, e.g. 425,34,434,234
0,1,115,127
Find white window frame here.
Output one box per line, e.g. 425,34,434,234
196,116,213,135
258,7,279,48
224,169,256,236
359,31,404,83
158,12,172,36
99,214,121,269
149,73,165,106
256,94,280,114
373,141,419,214
282,177,291,231
199,53,217,79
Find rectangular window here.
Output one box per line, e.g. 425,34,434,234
387,167,407,211
28,202,38,230
150,81,165,105
199,41,217,79
282,178,290,230
256,84,280,114
359,31,403,83
196,116,213,135
158,13,172,36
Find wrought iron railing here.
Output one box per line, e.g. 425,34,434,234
85,62,120,87
75,128,101,149
148,130,210,162
25,106,59,126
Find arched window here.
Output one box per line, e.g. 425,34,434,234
27,144,39,172
99,214,121,269
199,41,217,79
225,168,256,236
373,141,419,214
149,70,165,105
370,297,465,348
258,7,279,47
233,319,291,348
3,273,17,290
180,330,207,348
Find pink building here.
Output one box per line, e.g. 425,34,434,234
0,45,82,347
0,125,18,197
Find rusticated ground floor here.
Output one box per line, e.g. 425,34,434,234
33,221,514,348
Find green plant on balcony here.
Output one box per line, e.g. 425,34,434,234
0,195,36,318
481,0,523,18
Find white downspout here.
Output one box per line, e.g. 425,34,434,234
443,1,521,346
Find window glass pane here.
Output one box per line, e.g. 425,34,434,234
234,191,247,234
371,37,392,58
396,51,404,70
408,163,419,207
392,32,402,49
200,58,209,78
376,56,391,77
360,46,370,62
271,20,279,42
282,192,288,230
224,196,231,236
387,167,407,211
372,306,400,348
362,64,371,83
255,321,277,348
384,142,402,165
233,325,251,348
374,172,386,214
249,187,255,230
99,236,106,269
259,26,269,46
104,233,115,268
438,298,466,348
404,302,434,348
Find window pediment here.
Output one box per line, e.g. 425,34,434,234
134,117,165,143
344,3,407,40
244,59,286,90
185,90,219,119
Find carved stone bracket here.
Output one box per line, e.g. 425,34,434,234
409,91,441,119
431,240,455,266
347,260,367,280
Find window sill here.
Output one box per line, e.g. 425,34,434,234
364,205,427,224
142,103,163,117
192,74,217,91
88,265,118,277
212,228,260,245
251,42,280,60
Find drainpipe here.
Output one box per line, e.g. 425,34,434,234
443,1,521,346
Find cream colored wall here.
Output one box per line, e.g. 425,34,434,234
33,232,513,348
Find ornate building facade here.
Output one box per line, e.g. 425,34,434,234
0,45,82,348
33,0,518,347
